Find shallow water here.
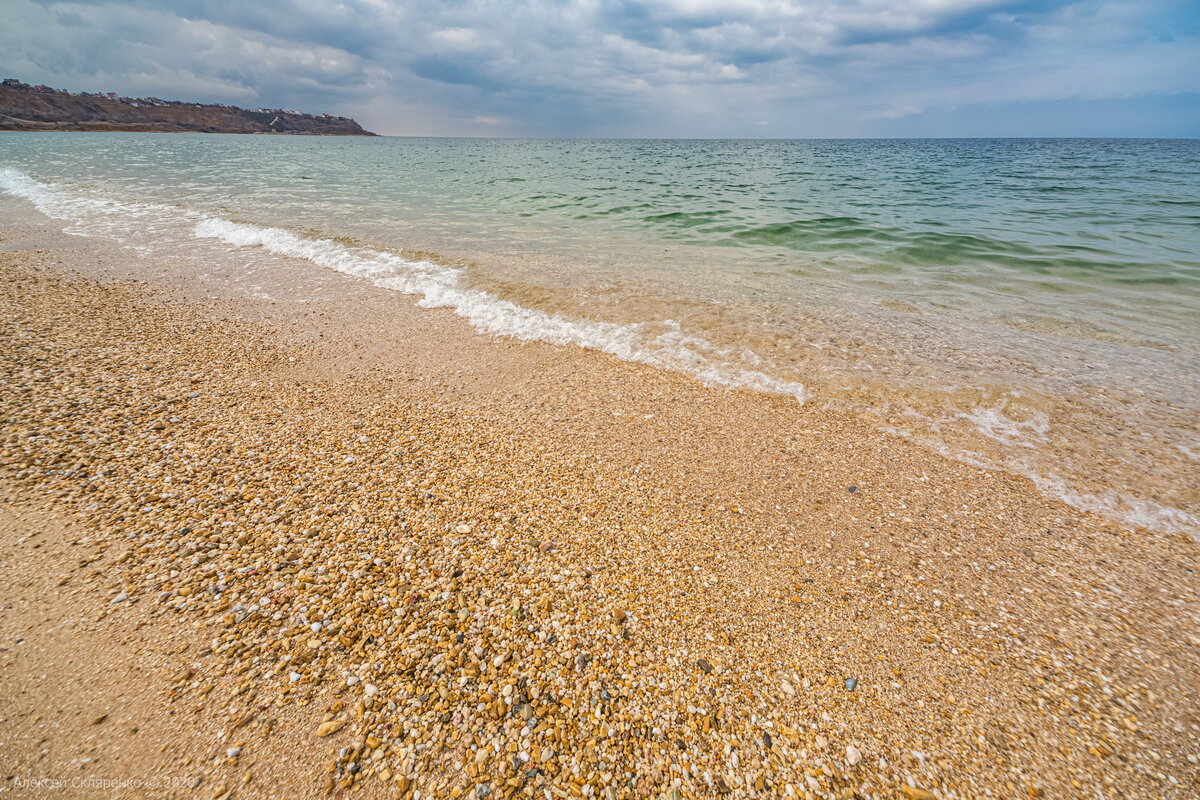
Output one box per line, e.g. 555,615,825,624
2,134,1198,535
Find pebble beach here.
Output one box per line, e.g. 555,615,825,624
1,215,1199,800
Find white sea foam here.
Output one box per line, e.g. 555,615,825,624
191,217,809,400
0,167,205,241
0,168,807,402
4,167,1194,539
884,419,1200,540
1024,472,1200,539
956,402,1199,537
959,399,1050,448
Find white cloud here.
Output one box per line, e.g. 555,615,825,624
1,0,1195,136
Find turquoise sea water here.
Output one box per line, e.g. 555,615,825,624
1,134,1198,534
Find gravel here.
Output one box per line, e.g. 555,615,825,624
1,258,1197,799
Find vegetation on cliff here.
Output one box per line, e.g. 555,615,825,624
0,79,375,135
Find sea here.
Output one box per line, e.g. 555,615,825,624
1,134,1197,536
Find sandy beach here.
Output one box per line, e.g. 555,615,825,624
2,209,1198,799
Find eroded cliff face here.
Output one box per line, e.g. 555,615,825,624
0,85,375,135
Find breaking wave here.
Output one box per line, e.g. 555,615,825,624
191,217,808,400
4,166,1195,539
0,167,807,403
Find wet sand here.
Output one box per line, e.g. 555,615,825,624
1,209,1198,799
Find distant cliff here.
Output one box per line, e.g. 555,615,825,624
0,79,376,136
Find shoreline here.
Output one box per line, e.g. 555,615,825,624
1,217,1198,797
0,124,378,135
3,163,1194,541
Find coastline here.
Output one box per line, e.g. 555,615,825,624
0,125,378,135
0,83,376,135
3,153,1194,540
1,211,1198,798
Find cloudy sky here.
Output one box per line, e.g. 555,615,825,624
2,0,1196,137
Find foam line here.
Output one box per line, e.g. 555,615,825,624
0,167,807,403
5,167,1195,539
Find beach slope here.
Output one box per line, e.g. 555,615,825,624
0,226,1197,798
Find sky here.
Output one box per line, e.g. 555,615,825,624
2,0,1197,138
